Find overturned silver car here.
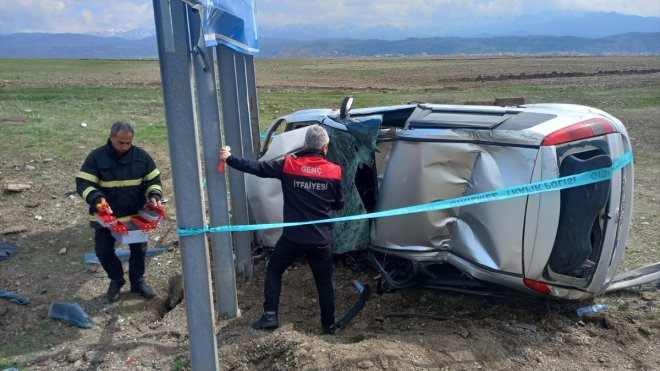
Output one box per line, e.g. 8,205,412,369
246,97,634,300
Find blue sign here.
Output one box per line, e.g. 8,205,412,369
201,0,259,55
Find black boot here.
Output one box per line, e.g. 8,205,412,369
323,323,336,335
130,281,156,299
107,278,126,302
251,312,278,330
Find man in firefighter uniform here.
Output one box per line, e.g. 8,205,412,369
76,121,163,302
219,125,344,335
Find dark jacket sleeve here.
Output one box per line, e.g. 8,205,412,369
75,152,105,208
226,156,284,179
142,153,163,200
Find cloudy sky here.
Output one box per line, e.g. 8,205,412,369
0,0,659,34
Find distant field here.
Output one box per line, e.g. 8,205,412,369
2,55,658,132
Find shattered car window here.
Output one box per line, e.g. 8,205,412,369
325,116,381,253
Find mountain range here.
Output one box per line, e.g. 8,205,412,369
1,32,658,59
0,11,658,58
259,11,660,40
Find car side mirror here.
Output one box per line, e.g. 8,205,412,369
340,96,353,119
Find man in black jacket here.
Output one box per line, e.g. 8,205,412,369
219,125,344,334
76,121,163,302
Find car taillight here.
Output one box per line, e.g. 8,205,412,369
542,118,616,146
523,278,552,295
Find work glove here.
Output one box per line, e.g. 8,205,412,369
94,197,113,214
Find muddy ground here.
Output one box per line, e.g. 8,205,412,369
0,56,658,370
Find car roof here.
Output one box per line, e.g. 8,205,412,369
280,102,623,146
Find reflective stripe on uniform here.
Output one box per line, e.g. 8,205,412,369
98,178,143,188
82,186,97,200
88,214,133,223
76,171,99,184
146,184,163,194
143,168,161,182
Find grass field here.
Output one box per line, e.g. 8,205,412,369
1,57,658,149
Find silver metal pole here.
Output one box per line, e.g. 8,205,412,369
152,1,219,369
188,6,239,319
235,53,255,160
216,45,253,280
245,55,261,156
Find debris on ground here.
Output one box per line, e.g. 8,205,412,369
0,290,30,305
0,242,19,259
48,302,94,329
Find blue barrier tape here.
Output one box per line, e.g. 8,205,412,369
178,151,632,237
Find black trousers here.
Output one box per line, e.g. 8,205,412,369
94,228,147,285
264,237,335,328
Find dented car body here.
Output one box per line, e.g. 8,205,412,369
246,99,634,300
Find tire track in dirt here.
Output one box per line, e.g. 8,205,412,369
453,68,660,82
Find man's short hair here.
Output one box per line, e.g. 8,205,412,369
305,125,329,150
110,121,134,137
